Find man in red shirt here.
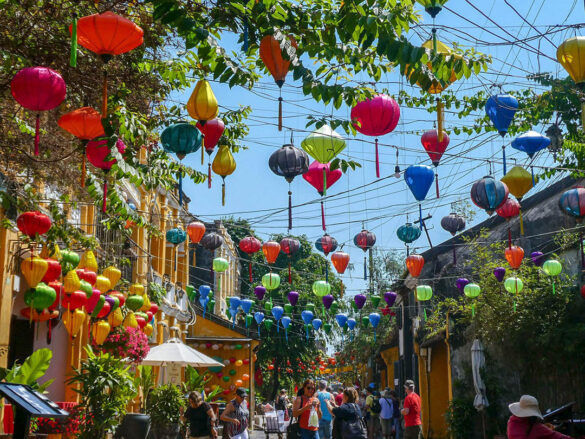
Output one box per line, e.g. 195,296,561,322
334,387,344,406
401,380,422,439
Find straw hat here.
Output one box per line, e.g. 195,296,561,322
509,395,543,419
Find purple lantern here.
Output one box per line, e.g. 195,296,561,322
354,294,367,310
383,291,397,307
254,285,266,301
288,291,299,306
456,278,470,293
322,294,334,310
493,267,506,282
531,251,545,267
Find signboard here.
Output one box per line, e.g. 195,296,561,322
0,383,68,418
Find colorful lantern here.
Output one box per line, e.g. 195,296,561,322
404,165,435,225
21,257,48,288
421,129,449,197
504,277,523,311
287,291,299,306
200,232,224,253
280,237,300,284
17,211,51,240
63,308,86,338
441,213,465,236
91,321,111,345
254,312,264,336
406,254,424,278
161,123,203,205
354,229,376,280
303,161,342,232
505,245,524,270
335,313,348,328
301,310,314,340
262,273,280,291
281,316,291,342
262,241,281,266
301,125,346,169
368,313,381,341
354,294,366,310
351,95,400,177
542,260,562,294
322,295,334,311
557,37,585,128
239,236,262,282
559,186,585,221
397,222,422,256
470,175,509,216
416,0,447,17
384,291,397,307
212,144,237,206
485,93,519,174
259,35,297,131
197,118,224,170
254,285,267,301
11,67,67,156
86,139,127,212
493,267,506,282
501,166,533,234
271,306,284,332
530,252,545,267
269,143,310,229
102,266,121,289
331,251,350,274
511,131,551,181
416,285,432,319
496,198,520,248
463,283,481,316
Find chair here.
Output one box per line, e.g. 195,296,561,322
263,414,284,439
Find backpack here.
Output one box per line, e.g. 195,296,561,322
340,404,367,439
370,397,382,415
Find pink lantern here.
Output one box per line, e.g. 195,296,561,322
197,118,225,187
86,139,126,213
11,67,67,156
303,161,342,231
350,95,400,178
421,129,450,198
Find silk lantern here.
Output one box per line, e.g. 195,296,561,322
73,12,143,115
303,161,343,231
493,267,506,283
406,254,424,278
397,222,422,256
86,139,127,212
301,126,346,193
271,306,284,332
384,291,397,307
301,310,314,340
405,165,435,226
262,241,281,266
280,237,300,284
197,118,224,172
557,37,585,128
254,312,264,336
421,129,449,197
281,316,291,342
187,79,218,173
350,95,400,178
11,67,66,156
161,123,203,205
187,221,206,267
315,234,337,281
262,273,280,291
63,308,86,338
287,291,299,306
212,144,237,206
496,198,520,248
354,229,376,280
463,283,481,317
501,166,533,234
531,252,545,267
440,212,465,263
354,294,366,310
542,260,562,294
269,142,310,230
368,313,381,341
485,93,519,174
21,257,48,288
470,175,509,215
259,35,297,130
511,131,551,183
504,277,523,312
505,245,524,270
166,227,187,273
416,285,432,320
201,232,224,253
91,321,111,345
254,285,267,301
240,236,262,282
17,211,51,240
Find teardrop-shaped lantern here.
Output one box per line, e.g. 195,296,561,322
212,144,237,206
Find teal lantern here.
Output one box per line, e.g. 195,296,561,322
166,227,187,273
542,260,562,294
161,122,203,205
463,283,481,317
262,273,281,291
397,222,422,255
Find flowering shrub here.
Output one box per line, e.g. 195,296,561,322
33,405,86,434
94,326,150,363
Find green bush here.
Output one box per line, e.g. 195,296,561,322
146,384,186,427
445,397,476,439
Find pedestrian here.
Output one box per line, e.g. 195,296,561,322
357,390,367,419
317,380,334,439
220,388,250,439
365,385,382,439
325,387,366,439
507,395,571,439
292,379,322,439
182,391,218,439
335,387,344,406
401,380,422,439
389,390,400,439
276,389,290,421
379,390,393,439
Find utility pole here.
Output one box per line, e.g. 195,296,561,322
414,214,433,248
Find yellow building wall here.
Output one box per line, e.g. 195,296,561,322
380,346,399,389
416,342,450,439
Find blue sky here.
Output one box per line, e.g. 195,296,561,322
177,0,583,297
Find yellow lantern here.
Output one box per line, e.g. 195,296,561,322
63,270,81,293
21,257,48,288
129,283,145,296
78,250,98,272
40,243,61,260
557,36,585,127
95,275,111,294
235,360,243,367
91,320,111,345
212,144,237,206
123,311,138,328
108,307,124,327
501,166,533,235
63,308,86,338
140,294,151,312
187,80,219,122
143,323,153,337
102,266,121,288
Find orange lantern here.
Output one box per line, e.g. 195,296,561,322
21,257,48,288
242,374,250,381
505,245,524,270
406,254,424,278
259,35,298,131
235,379,244,387
187,221,206,244
73,11,144,116
262,241,281,265
20,308,59,322
91,320,111,345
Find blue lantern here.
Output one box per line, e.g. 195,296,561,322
281,316,291,342
166,228,187,245
369,312,381,341
272,306,284,332
559,187,585,220
312,318,322,331
199,295,210,318
335,313,348,328
347,317,357,341
511,131,551,184
404,165,435,225
397,222,421,255
254,311,264,336
229,297,241,327
486,94,519,174
240,299,254,314
301,310,313,340
199,285,212,300
470,175,509,216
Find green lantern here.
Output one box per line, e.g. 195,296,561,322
463,283,481,317
207,299,216,313
223,376,230,382
542,260,562,294
330,302,339,314
235,344,242,350
306,302,316,313
284,303,293,315
264,300,273,312
229,369,237,376
264,318,274,332
213,257,229,272
29,283,57,311
416,285,433,301
186,284,196,301
361,316,369,327
323,323,332,334
351,301,358,312
79,280,92,298
504,277,524,312
370,295,381,308
312,281,331,297
245,314,253,328
262,273,281,291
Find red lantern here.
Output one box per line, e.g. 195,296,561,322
240,236,262,282
421,129,449,197
351,95,400,178
262,241,281,265
110,291,126,308
86,139,127,213
197,118,225,184
354,229,376,280
331,251,350,274
17,211,51,239
267,364,274,370
187,221,206,243
505,246,524,270
303,161,342,231
135,315,147,329
497,198,520,248
11,67,67,156
406,254,424,278
62,290,88,310
76,268,97,286
42,259,62,283
47,281,62,311
97,301,111,319
149,303,159,315
280,237,301,283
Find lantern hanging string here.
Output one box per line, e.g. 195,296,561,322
375,138,380,178
278,89,283,132
102,70,108,117
34,114,40,156
178,165,183,206
208,163,212,189
321,200,326,232
288,188,293,231
435,170,440,198
502,136,507,175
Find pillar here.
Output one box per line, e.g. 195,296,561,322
0,214,16,367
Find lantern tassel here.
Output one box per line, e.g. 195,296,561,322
513,300,516,313
552,280,556,295
288,190,292,231
435,171,440,198
321,200,326,231
471,303,475,318
437,98,444,142
178,168,183,206
249,262,253,283
375,139,380,178
222,181,226,206
201,142,205,165
419,203,423,228
508,227,512,249
531,166,535,186
424,308,427,321
208,163,212,189
278,96,283,131
34,114,40,156
81,152,86,188
502,141,507,175
363,255,367,280
102,178,107,213
519,208,524,235
322,167,327,197
102,70,108,117
285,328,288,343
70,14,78,67
288,262,292,284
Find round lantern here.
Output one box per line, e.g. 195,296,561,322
280,237,300,283
397,223,422,250
505,246,524,270
11,67,67,156
201,232,224,252
559,186,585,221
354,229,376,280
262,241,281,265
406,254,424,278
261,273,280,291
542,260,562,294
470,176,509,215
416,285,432,301
240,236,261,282
504,277,524,295
441,213,465,236
312,281,331,297
187,221,206,244
17,211,51,239
213,257,229,272
212,144,237,206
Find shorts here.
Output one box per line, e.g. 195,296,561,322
318,419,332,439
403,425,422,439
379,418,393,435
230,430,249,439
300,428,320,439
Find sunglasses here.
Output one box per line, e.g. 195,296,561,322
306,387,315,390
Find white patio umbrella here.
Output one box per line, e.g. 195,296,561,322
471,339,489,410
141,338,224,367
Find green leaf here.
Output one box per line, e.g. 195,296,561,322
153,1,175,20
11,348,52,387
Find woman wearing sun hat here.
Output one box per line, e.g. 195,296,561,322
507,395,571,439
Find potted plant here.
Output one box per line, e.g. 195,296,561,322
68,347,136,439
146,384,185,439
